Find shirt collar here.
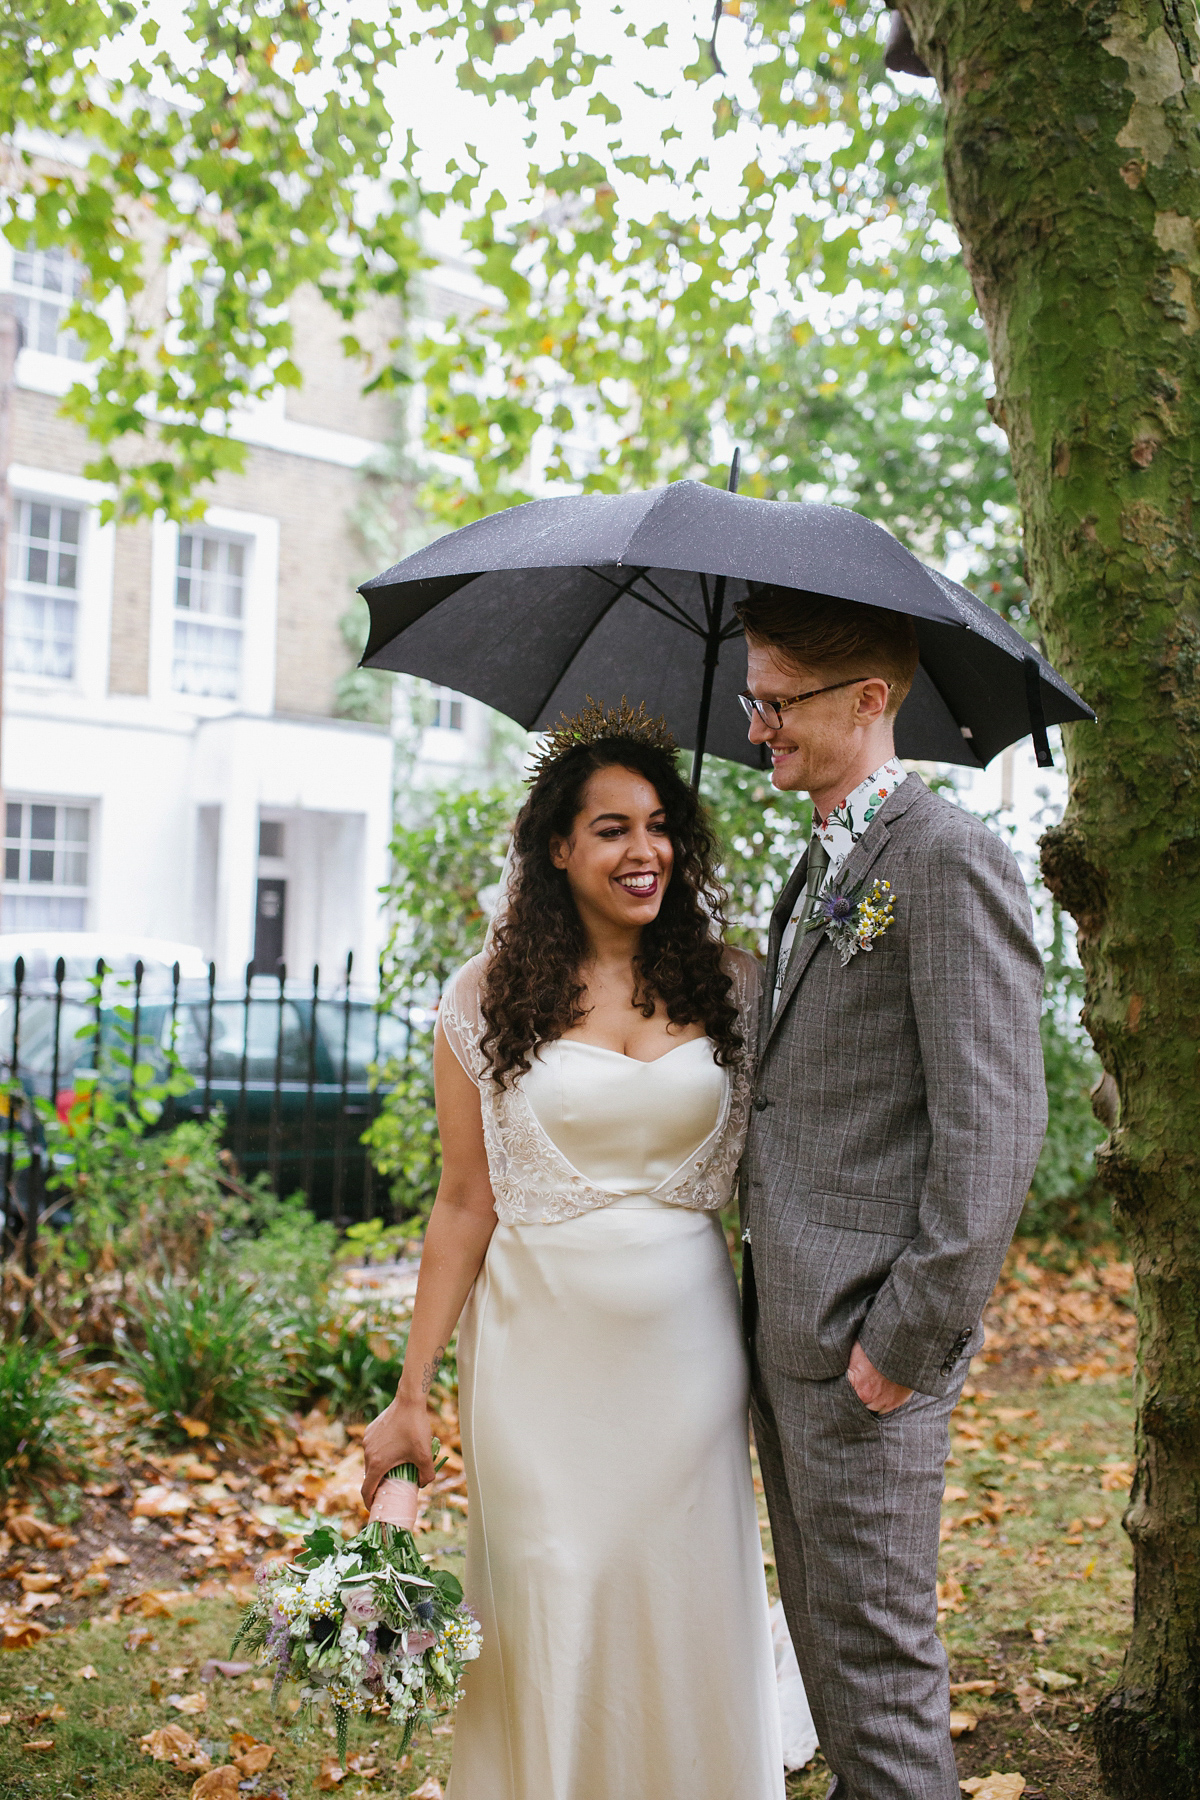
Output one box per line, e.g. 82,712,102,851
813,757,907,856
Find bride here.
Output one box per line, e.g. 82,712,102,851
362,700,785,1800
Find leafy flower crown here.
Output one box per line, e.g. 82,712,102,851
528,695,677,783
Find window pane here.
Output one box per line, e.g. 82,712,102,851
173,530,246,695
172,619,241,699
7,504,83,680
35,305,58,354
9,247,84,360
2,801,91,898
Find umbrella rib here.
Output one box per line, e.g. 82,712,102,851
628,573,708,636
529,569,652,725
627,592,707,637
585,567,706,638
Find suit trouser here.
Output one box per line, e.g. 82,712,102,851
750,1344,964,1800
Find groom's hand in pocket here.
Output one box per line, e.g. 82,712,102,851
847,1341,914,1415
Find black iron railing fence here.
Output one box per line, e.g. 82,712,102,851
1,949,412,1264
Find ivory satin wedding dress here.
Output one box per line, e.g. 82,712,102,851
439,950,785,1800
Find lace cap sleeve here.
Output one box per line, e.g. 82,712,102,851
437,954,489,1087
722,944,763,1062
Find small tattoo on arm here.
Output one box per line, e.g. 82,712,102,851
421,1347,446,1395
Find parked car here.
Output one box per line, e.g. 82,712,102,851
4,971,420,1218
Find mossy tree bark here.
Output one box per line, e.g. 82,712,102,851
901,3,1200,1791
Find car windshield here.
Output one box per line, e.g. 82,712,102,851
6,998,95,1079
5,993,410,1087
315,1002,408,1080
173,1001,311,1083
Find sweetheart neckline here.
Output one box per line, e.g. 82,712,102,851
551,1036,713,1069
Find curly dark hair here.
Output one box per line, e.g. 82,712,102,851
479,738,741,1084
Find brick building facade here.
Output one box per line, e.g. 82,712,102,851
1,236,401,987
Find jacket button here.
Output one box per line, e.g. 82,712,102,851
753,1095,772,1112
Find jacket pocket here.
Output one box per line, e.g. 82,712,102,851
804,1190,918,1238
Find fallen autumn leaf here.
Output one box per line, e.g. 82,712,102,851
190,1767,240,1800
167,1692,208,1715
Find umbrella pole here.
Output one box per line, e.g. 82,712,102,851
690,574,726,792
689,450,742,791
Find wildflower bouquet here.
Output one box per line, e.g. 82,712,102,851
232,1461,481,1762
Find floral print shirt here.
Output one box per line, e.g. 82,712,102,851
774,756,907,1003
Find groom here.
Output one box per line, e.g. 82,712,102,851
738,586,1047,1799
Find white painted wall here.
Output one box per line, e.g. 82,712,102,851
1,704,393,986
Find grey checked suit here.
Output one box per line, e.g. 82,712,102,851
742,775,1046,1800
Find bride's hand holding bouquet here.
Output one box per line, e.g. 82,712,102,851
362,1389,435,1502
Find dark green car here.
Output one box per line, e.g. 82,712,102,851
10,985,417,1217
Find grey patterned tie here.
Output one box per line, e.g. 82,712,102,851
781,832,831,990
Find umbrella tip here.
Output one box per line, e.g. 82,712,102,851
728,448,741,494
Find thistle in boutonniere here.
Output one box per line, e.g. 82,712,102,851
807,877,897,968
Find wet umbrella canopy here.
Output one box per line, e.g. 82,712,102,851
359,477,1094,784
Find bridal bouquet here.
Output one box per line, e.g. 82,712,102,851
232,1461,481,1761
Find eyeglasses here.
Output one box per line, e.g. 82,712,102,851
738,676,890,731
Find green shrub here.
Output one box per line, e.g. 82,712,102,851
305,1316,409,1421
0,1338,79,1489
302,1307,457,1421
231,1188,338,1299
40,1115,241,1288
118,1272,301,1444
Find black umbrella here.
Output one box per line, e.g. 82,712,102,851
360,465,1093,786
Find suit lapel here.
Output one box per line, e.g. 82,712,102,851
761,849,809,1059
761,775,928,1056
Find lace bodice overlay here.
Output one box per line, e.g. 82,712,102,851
438,947,762,1226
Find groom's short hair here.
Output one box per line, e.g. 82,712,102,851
737,585,919,719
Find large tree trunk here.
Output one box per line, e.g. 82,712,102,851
902,3,1200,1791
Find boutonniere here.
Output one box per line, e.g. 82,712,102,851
806,877,896,968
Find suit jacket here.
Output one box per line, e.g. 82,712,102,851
742,775,1047,1397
